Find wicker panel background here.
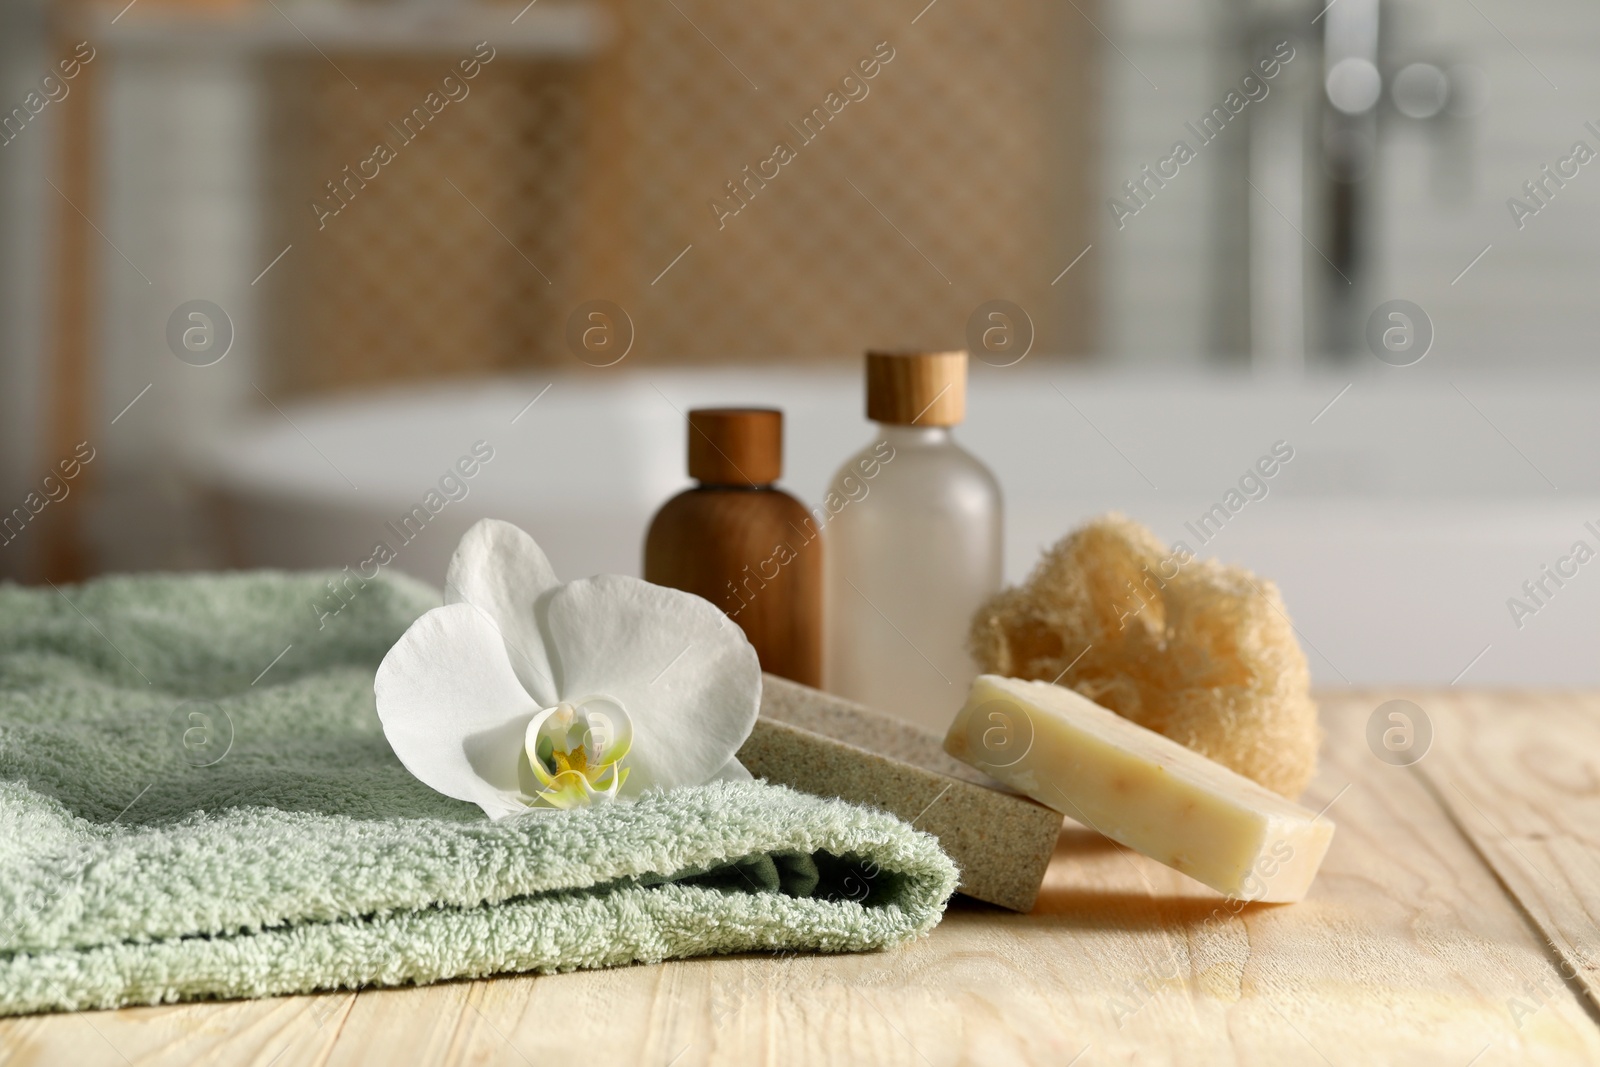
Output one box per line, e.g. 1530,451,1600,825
264,0,1098,394
263,50,591,393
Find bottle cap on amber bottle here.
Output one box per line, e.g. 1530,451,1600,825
687,408,783,486
865,349,967,426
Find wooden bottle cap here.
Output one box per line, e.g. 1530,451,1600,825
865,350,967,426
687,408,783,486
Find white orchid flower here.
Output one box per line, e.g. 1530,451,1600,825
375,519,761,818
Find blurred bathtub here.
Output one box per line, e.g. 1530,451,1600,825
189,367,1600,688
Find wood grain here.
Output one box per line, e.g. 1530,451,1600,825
865,351,966,427
39,7,98,584
1416,690,1600,1013
3,690,1599,1065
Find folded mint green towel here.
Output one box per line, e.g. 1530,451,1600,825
0,571,958,1016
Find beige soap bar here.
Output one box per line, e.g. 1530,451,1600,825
944,675,1334,902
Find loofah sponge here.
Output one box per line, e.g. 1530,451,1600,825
968,513,1319,798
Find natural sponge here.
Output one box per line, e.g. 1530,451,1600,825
968,513,1319,798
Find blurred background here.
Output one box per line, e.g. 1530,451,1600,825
2,0,1598,686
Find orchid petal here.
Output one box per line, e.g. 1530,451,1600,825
707,757,754,783
375,603,541,819
444,519,560,705
540,574,760,794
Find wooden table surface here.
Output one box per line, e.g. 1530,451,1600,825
3,690,1599,1066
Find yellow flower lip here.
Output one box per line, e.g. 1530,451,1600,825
524,696,632,809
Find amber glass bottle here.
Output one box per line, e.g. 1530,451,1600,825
644,408,822,686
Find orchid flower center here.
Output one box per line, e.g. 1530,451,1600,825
523,696,632,809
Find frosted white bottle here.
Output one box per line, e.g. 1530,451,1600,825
824,350,1002,734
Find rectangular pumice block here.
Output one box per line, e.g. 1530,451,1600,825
738,674,1063,912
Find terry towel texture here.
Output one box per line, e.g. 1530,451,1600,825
0,571,958,1016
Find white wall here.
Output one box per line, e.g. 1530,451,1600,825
1100,0,1600,369
1098,0,1226,364
92,50,264,572
1375,0,1600,367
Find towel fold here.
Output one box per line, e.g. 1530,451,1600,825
0,571,957,1015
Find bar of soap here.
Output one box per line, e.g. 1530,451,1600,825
944,675,1334,902
740,674,1063,912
